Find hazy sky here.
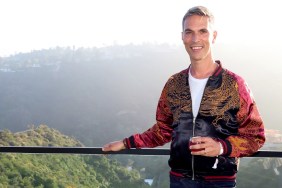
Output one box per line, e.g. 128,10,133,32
0,0,281,56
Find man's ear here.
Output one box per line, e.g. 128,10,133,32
212,31,217,44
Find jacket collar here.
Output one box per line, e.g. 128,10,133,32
183,60,223,77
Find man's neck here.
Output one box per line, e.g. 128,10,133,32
190,60,218,79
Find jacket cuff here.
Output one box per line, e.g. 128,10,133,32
220,139,232,156
124,136,136,149
213,138,232,156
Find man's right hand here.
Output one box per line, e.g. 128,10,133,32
102,140,126,151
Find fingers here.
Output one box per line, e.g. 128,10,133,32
190,137,220,157
102,143,111,151
102,140,125,152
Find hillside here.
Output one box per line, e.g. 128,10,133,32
0,44,187,147
0,125,150,188
0,44,280,148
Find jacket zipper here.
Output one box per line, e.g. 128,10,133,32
192,116,196,180
190,75,211,181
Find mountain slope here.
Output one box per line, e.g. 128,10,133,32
0,125,150,188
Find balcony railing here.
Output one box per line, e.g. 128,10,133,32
1,146,282,157
1,146,281,187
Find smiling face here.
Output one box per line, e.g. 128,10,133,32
182,15,217,63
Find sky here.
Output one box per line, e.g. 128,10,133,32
0,0,281,56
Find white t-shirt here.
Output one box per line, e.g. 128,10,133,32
188,69,224,159
188,70,209,117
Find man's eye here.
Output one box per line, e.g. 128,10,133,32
200,30,208,34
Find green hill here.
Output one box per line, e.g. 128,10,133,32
0,125,150,188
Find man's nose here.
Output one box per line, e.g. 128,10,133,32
192,33,200,42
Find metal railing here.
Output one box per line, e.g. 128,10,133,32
1,146,282,158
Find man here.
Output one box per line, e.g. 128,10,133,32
103,6,265,188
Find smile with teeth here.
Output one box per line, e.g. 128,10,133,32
191,46,202,50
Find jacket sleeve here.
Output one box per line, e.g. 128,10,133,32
224,80,265,157
124,82,174,149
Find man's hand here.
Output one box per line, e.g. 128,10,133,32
189,137,222,157
102,140,126,151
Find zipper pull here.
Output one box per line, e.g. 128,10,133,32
192,117,196,137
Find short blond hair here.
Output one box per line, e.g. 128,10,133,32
182,6,215,30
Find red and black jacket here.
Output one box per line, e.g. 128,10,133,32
124,61,265,179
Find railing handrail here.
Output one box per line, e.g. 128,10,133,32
0,146,281,158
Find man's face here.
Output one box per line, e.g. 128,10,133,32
182,15,217,62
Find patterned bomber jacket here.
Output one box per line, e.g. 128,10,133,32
124,61,265,177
